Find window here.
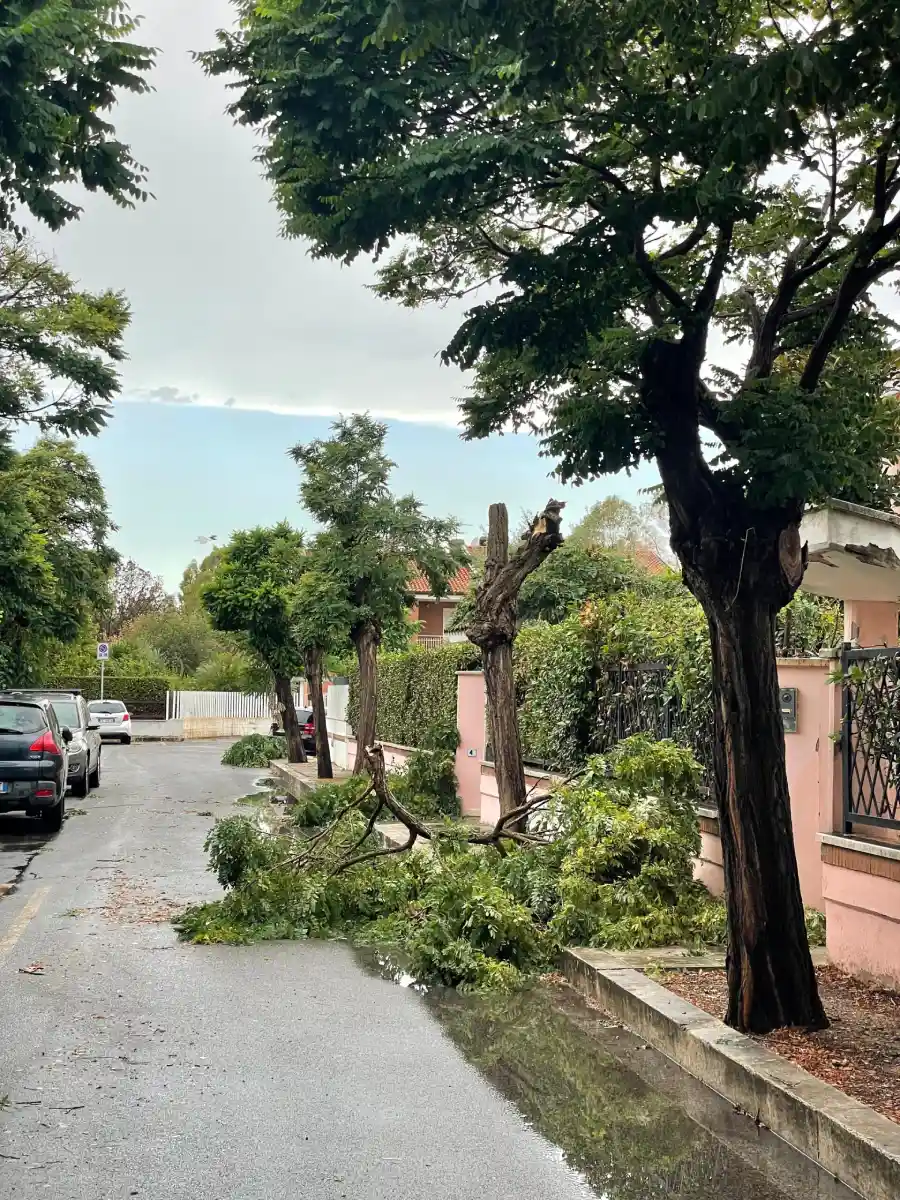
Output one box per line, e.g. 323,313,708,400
50,701,81,730
0,705,46,735
89,701,126,714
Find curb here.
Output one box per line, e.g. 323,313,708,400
562,948,900,1200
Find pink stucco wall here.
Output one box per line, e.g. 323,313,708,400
695,823,724,895
479,762,562,826
844,599,899,647
822,859,900,987
455,672,486,818
779,658,842,910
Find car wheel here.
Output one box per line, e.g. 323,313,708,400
72,767,89,798
89,751,101,789
40,793,65,832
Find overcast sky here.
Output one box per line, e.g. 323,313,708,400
25,0,659,587
34,0,473,423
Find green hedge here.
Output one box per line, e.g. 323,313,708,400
347,642,480,747
46,675,169,719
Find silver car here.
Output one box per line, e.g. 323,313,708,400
87,699,132,744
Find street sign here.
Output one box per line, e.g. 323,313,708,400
97,643,110,661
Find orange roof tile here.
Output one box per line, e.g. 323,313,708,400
633,544,670,575
407,564,472,596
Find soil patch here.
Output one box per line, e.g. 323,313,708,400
661,965,900,1124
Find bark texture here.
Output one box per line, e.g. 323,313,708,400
643,338,826,1034
467,501,564,816
305,648,333,779
275,673,306,764
352,621,380,775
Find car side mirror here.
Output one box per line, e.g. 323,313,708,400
87,719,99,730
61,727,73,744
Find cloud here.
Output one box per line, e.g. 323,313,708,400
139,386,199,405
121,388,462,427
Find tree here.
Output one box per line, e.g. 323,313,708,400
0,2,153,234
292,566,354,779
126,609,220,678
104,559,171,638
467,501,564,817
518,541,649,625
292,415,464,773
202,524,309,763
180,549,225,613
0,235,132,436
0,437,117,680
569,497,671,562
202,0,900,1031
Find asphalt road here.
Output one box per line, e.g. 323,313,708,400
0,743,854,1200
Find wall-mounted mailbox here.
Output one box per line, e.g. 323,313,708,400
780,687,798,733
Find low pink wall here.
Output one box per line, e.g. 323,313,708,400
479,762,563,826
455,672,487,818
822,855,900,987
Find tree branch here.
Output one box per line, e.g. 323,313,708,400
633,235,688,311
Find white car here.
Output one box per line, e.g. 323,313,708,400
87,699,132,744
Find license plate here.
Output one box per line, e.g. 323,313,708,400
0,782,8,794
99,717,116,724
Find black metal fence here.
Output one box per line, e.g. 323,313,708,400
595,662,714,779
841,645,900,830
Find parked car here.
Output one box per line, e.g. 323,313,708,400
271,708,316,753
88,699,132,744
0,696,71,829
0,690,101,797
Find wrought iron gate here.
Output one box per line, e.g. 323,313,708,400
841,645,900,830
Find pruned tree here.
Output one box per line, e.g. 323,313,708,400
201,0,900,1032
105,559,171,638
291,415,465,773
202,524,308,763
0,1,153,235
467,502,564,817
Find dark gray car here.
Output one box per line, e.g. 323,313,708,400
0,690,101,796
0,697,70,829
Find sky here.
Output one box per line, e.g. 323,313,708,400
27,0,659,589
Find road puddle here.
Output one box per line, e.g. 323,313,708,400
418,981,853,1200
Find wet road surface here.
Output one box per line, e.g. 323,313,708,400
0,742,854,1199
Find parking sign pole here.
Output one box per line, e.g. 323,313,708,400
97,642,109,701
100,657,105,701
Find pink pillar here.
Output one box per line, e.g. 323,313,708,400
455,671,486,818
778,659,842,909
844,599,899,647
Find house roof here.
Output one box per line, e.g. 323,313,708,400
633,544,670,575
408,564,472,597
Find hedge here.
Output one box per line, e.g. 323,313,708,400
347,642,480,747
45,675,169,719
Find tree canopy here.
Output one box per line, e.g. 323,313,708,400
0,1,153,234
0,437,117,682
292,414,465,645
0,235,132,437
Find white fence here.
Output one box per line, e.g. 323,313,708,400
166,689,305,721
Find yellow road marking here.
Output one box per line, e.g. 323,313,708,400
0,886,50,965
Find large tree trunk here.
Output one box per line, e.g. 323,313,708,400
467,500,565,816
275,673,306,764
642,337,826,1034
305,648,333,779
352,621,380,774
703,582,826,1032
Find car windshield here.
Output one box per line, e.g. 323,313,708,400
50,701,81,729
297,710,313,723
89,701,126,714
